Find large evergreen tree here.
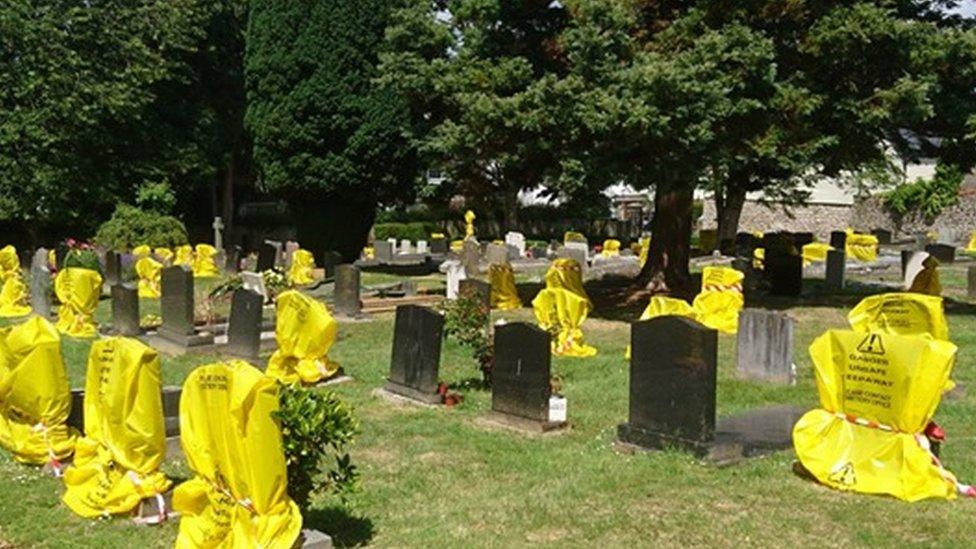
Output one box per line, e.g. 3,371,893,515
246,0,417,259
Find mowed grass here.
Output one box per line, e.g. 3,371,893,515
1,270,976,547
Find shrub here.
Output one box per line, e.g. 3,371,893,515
884,164,964,220
135,180,177,214
94,204,189,250
373,222,440,242
441,288,493,383
275,384,359,511
63,248,103,275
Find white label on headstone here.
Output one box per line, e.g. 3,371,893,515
548,396,567,423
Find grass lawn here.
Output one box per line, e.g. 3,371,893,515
1,263,976,547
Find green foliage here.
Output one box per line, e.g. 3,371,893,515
93,205,189,251
134,180,177,214
275,384,359,511
63,249,103,275
884,164,964,219
441,288,493,382
373,222,441,242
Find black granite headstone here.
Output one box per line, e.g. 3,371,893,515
872,229,892,245
226,289,264,360
925,243,955,264
792,232,815,248
225,246,242,275
825,249,845,291
111,284,140,336
430,238,448,255
160,267,195,338
618,317,717,448
257,243,278,272
384,305,444,404
320,250,342,277
459,279,491,311
491,323,563,431
764,248,802,297
734,233,760,258
104,251,122,286
334,264,361,317
829,231,847,250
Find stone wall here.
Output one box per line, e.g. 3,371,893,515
851,194,976,244
700,200,853,240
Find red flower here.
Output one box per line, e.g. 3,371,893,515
925,421,946,441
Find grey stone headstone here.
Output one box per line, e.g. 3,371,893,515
764,249,802,297
284,241,300,268
968,266,976,300
619,316,717,448
334,264,361,317
829,231,847,250
111,284,140,337
320,250,342,277
257,243,278,272
485,243,508,266
461,240,481,277
374,240,394,262
226,289,264,360
736,309,794,385
459,279,491,311
160,267,195,338
104,251,122,286
825,249,845,291
914,232,927,250
530,247,548,260
557,246,588,275
925,243,955,264
385,305,444,404
903,251,930,289
872,229,892,245
430,238,448,255
491,323,554,424
225,246,242,275
30,251,51,318
506,244,520,261
901,249,914,278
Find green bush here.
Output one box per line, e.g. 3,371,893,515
373,222,440,242
63,248,103,275
94,204,189,250
884,164,964,220
135,180,177,214
275,385,359,511
441,288,493,383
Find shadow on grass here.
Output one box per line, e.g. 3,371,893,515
304,506,375,547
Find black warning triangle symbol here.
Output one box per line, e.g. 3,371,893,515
856,334,885,355
828,462,857,486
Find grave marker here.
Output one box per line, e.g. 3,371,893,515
430,237,448,255
384,305,444,404
157,266,214,348
485,243,509,266
226,289,264,361
829,231,847,250
334,265,361,317
320,250,342,277
872,228,892,245
489,322,565,432
461,240,481,277
764,248,802,297
374,240,394,262
104,251,122,286
111,284,141,337
257,243,278,272
925,243,955,264
825,249,845,290
736,310,794,385
30,250,52,318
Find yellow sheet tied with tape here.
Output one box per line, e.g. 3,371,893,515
174,245,194,268
564,231,586,244
626,296,697,358
154,247,173,264
848,293,948,341
967,231,976,252
601,239,621,257
793,329,969,501
691,266,744,334
0,245,19,279
192,244,220,278
0,275,31,318
545,259,591,307
489,264,522,310
0,317,78,466
132,245,151,259
62,337,171,518
54,268,103,338
267,291,340,385
136,257,163,299
532,288,597,357
287,249,316,286
173,361,302,548
801,242,832,265
845,229,879,263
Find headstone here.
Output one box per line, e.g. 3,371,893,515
256,243,277,272
764,248,802,297
104,251,122,286
618,317,717,450
320,250,342,277
485,243,508,266
334,265,361,317
111,284,140,337
416,240,429,255
30,250,52,318
505,232,526,258
530,246,548,260
459,279,490,311
563,241,590,263
903,251,930,289
212,217,224,251
557,245,588,275
430,237,448,255
226,289,264,360
736,310,794,385
872,228,892,245
505,244,520,261
399,239,412,255
829,231,847,250
734,233,760,258
225,246,242,275
374,240,394,262
900,249,914,278
401,279,417,297
384,305,444,404
490,322,564,431
284,241,300,268
442,260,466,299
265,240,284,266
461,240,481,277
792,232,815,248
159,267,195,339
914,232,927,250
925,243,955,264
825,250,845,290
241,271,268,301
968,266,976,300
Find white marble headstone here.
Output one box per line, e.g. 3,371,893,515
417,240,428,254
399,239,412,255
241,271,268,300
440,260,467,299
505,232,526,258
903,251,930,290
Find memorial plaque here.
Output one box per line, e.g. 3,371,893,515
385,305,444,404
160,267,195,338
736,309,794,384
619,317,717,447
226,289,264,360
334,264,361,317
111,284,140,337
491,323,562,430
825,249,845,290
925,243,955,264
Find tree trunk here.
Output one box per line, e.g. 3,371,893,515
221,148,238,236
716,185,747,250
636,184,694,296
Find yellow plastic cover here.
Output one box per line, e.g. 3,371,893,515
908,257,942,296
267,290,340,385
793,329,965,501
848,293,948,341
564,231,586,244
753,248,765,270
288,249,315,286
173,361,302,548
154,247,174,264
0,245,19,279
626,296,697,359
545,259,591,307
0,275,32,318
0,316,78,466
62,337,171,518
699,266,743,292
638,237,651,268
601,239,621,257
490,264,522,310
845,229,879,262
802,242,832,265
174,245,194,267
692,266,744,334
54,268,103,338
133,245,151,259
465,210,477,238
532,288,597,357
136,256,163,299
193,244,220,278
967,231,976,252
